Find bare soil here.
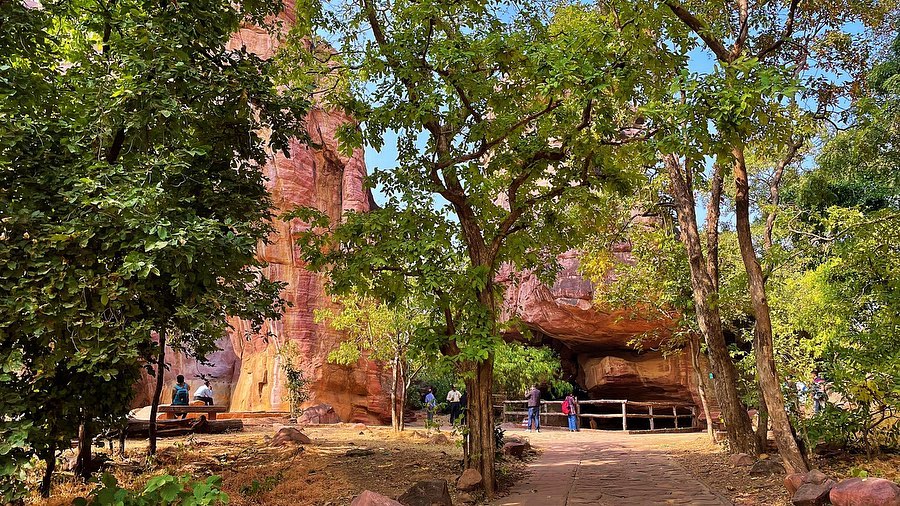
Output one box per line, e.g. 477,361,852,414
30,419,527,506
630,432,900,505
29,420,899,505
646,434,791,505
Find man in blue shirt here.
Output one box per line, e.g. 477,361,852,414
424,387,437,426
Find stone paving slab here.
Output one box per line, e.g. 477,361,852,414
494,429,732,506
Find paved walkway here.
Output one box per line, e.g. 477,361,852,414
494,429,732,506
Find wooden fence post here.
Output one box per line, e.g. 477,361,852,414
649,405,655,430
621,402,627,431
673,406,679,429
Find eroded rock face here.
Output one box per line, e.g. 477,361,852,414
500,250,675,352
132,3,390,423
578,352,696,403
501,250,705,406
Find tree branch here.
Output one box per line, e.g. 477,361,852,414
664,0,732,62
732,0,750,59
705,163,724,290
763,139,802,252
755,0,801,61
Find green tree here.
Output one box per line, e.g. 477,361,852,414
291,0,676,492
493,342,570,398
278,340,312,420
651,0,892,472
770,36,900,456
316,293,430,431
0,0,304,496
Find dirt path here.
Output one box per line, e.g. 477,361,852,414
494,429,733,506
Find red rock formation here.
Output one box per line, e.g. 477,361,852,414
501,249,707,406
133,4,390,423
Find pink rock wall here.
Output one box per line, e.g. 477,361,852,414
133,5,390,423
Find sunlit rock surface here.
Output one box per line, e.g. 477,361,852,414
132,3,390,423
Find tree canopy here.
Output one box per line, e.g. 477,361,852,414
0,0,305,497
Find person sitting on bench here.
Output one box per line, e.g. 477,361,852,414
193,380,214,406
171,375,190,418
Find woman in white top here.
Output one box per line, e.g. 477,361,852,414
193,380,214,405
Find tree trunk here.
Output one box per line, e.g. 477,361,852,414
390,354,400,432
665,154,759,454
756,384,770,451
118,424,127,456
397,359,407,432
689,335,716,443
465,357,496,497
732,147,809,473
39,441,56,497
73,422,92,479
148,329,167,456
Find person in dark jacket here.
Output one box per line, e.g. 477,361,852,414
525,384,541,432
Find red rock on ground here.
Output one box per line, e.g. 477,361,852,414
298,403,342,424
830,477,900,506
351,490,403,506
786,473,808,495
792,480,836,506
270,427,311,446
502,441,528,458
456,469,483,492
729,453,756,467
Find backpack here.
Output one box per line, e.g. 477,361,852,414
562,397,574,415
173,384,189,405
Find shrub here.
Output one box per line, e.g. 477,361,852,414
73,474,228,506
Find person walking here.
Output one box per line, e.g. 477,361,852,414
562,392,578,432
525,384,541,432
193,379,214,406
424,387,437,426
171,375,190,419
447,385,462,425
811,371,827,414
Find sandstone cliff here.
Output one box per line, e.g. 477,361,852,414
133,8,390,423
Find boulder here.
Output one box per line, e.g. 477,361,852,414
792,480,836,506
830,477,900,506
456,469,483,492
502,441,529,459
786,470,832,495
749,459,785,477
398,479,453,506
428,433,452,445
808,470,829,485
298,403,342,425
271,427,311,446
351,491,403,506
729,453,755,467
786,473,808,495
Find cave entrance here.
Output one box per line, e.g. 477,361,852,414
500,330,703,431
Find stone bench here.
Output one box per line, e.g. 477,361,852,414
158,405,227,420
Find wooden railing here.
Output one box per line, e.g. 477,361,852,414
502,399,698,431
